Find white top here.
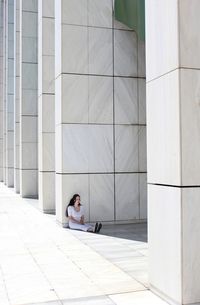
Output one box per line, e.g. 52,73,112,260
68,205,84,223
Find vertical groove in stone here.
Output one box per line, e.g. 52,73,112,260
0,1,4,182
14,0,20,193
19,0,38,197
5,0,14,187
2,0,15,186
38,0,55,213
3,0,7,183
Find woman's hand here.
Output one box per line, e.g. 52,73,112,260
80,216,84,225
69,215,84,225
69,216,81,224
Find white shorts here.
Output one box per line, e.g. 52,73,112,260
69,222,93,232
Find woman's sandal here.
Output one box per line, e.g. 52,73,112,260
97,223,102,233
94,222,99,233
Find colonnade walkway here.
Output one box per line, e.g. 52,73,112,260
0,183,168,305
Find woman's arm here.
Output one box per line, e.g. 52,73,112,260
68,206,81,224
68,215,82,224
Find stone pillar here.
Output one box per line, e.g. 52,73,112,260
55,0,114,225
0,1,4,181
55,0,146,226
38,0,55,213
114,9,147,222
14,0,20,192
19,0,38,197
6,0,14,187
146,1,200,304
2,0,7,183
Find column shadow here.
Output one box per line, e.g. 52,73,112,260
100,222,147,242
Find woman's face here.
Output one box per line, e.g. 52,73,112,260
74,196,80,207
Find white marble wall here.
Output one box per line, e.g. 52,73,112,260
14,0,20,192
146,1,200,304
5,0,14,187
0,1,4,181
38,0,55,213
19,0,38,197
55,0,146,226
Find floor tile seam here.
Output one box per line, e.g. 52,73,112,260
70,234,126,247
59,294,117,305
5,208,54,251
105,259,148,287
0,265,11,305
127,274,149,289
67,232,148,284
0,186,148,301
78,242,133,265
82,241,141,258
76,241,141,249
3,207,41,261
107,286,149,298
64,238,146,287
94,248,148,286
126,242,149,252
118,268,147,276
86,248,145,253
31,234,105,288
4,199,65,244
57,231,144,290
57,287,148,305
57,244,108,288
108,258,147,267
18,301,63,305
24,246,63,303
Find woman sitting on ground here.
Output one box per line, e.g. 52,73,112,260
66,194,102,233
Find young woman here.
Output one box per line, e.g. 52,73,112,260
66,194,102,233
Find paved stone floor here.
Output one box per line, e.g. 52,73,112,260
0,183,169,305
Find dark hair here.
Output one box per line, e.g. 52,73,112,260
65,194,80,217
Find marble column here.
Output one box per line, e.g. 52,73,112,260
55,0,146,226
0,1,4,181
5,0,14,187
14,0,20,192
114,9,147,222
19,0,38,197
38,0,55,213
146,1,200,304
55,0,114,225
2,0,7,183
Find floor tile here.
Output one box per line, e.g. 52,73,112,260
109,291,169,305
0,183,170,305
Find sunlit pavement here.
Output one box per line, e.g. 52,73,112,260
0,183,169,305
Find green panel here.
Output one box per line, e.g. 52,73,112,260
114,0,145,40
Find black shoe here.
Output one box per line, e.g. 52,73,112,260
94,222,98,233
97,223,102,233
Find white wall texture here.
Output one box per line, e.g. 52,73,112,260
55,0,146,225
0,0,147,225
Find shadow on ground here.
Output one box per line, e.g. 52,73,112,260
25,197,148,243
100,223,147,242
